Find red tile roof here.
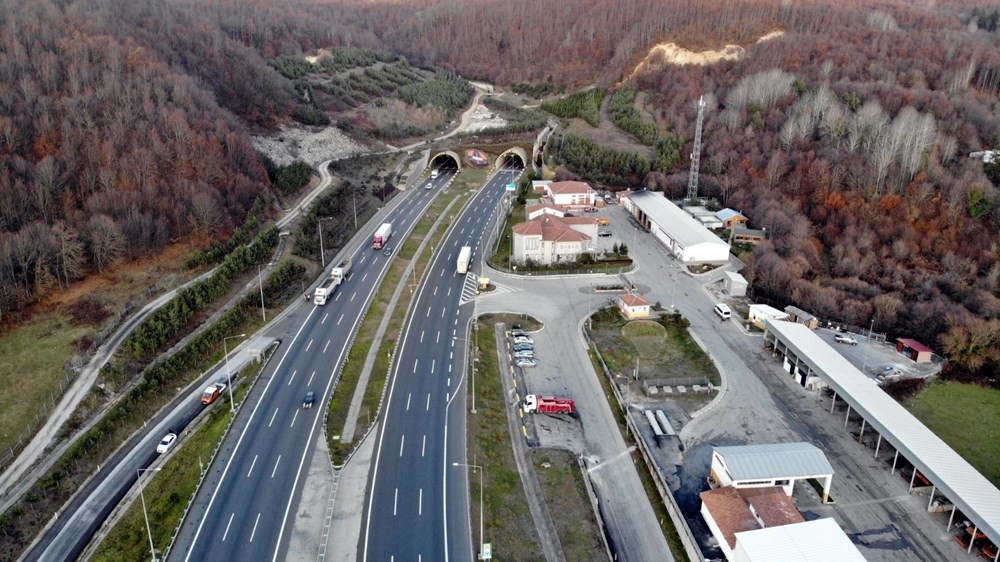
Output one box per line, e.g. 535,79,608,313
741,488,804,528
700,487,760,549
619,294,650,308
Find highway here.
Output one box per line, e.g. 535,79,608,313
169,169,457,562
361,163,523,561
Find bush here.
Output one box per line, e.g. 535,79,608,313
395,71,474,117
541,88,604,127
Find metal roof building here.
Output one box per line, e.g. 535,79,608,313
733,518,867,562
765,320,1000,553
623,190,730,265
710,443,834,502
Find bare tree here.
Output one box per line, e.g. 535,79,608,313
51,222,86,288
88,214,125,273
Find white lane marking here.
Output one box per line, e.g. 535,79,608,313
305,339,313,352
440,307,445,318
419,488,423,516
269,408,279,427
334,292,341,302
420,330,424,343
426,306,431,317
250,512,262,542
448,363,452,373
406,393,411,411
287,370,297,386
454,318,458,325
222,513,235,541
431,359,436,373
321,313,329,324
394,488,399,516
351,291,357,302
399,435,405,457
308,371,316,386
426,393,431,411
436,332,441,343
247,455,258,478
413,359,419,373
271,455,281,478
450,351,453,360
290,410,298,428
447,287,451,296
440,269,444,277
337,314,344,325
361,272,368,283
447,378,451,387
450,339,455,348
433,286,438,296
323,340,330,353
422,435,427,457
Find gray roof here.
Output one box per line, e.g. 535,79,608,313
715,442,833,481
766,320,1000,546
626,191,729,250
715,208,745,221
724,271,747,283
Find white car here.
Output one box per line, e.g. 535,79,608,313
513,350,534,359
156,433,177,454
513,336,533,344
514,357,537,368
835,334,858,345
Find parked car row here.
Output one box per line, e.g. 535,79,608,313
509,326,537,368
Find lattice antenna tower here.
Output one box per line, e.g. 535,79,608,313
686,95,706,202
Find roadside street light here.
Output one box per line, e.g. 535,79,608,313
224,334,246,413
453,462,485,560
257,265,266,323
137,467,162,562
453,336,477,414
318,217,335,268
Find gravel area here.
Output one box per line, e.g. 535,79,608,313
252,125,369,167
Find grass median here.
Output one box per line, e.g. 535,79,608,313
529,449,605,560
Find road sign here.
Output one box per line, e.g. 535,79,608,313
482,543,493,560
505,183,516,191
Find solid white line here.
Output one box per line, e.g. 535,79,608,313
426,393,431,411
290,410,299,428
222,513,235,541
399,435,405,457
247,455,258,478
308,371,316,386
250,512,261,542
271,455,281,478
305,339,313,352
406,393,411,411
268,408,279,427
323,340,330,353
394,488,399,516
338,314,344,325
419,488,423,516
287,370,297,386
422,435,426,457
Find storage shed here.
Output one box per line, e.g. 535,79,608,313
724,271,748,297
783,305,818,330
897,338,933,363
748,304,789,329
618,294,651,319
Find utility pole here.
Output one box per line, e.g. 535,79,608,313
686,95,706,203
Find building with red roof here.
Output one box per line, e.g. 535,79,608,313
512,214,597,265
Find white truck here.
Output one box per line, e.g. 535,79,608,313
372,223,392,249
456,246,472,274
314,258,352,305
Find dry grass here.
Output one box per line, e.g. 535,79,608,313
530,449,605,560
621,320,668,361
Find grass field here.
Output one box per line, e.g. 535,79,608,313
905,381,1000,487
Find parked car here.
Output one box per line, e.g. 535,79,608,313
510,329,527,337
514,357,538,368
514,350,534,359
513,336,533,344
512,343,534,352
156,432,177,454
303,391,316,409
598,231,612,238
834,334,858,345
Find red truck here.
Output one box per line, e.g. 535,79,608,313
524,394,575,414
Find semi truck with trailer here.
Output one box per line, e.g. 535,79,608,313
524,394,575,415
314,258,352,305
456,246,472,274
372,223,392,249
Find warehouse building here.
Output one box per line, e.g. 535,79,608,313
709,442,834,502
623,190,730,265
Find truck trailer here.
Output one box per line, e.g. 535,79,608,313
314,258,352,305
524,394,575,415
456,246,472,274
372,223,392,249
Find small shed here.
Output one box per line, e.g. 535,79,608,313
748,304,789,329
897,338,933,363
732,227,767,245
715,208,748,230
618,293,651,319
783,305,818,330
724,271,748,297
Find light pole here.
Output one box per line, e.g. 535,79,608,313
137,467,162,561
670,273,677,309
257,265,266,323
351,191,358,231
224,333,246,413
317,217,335,268
453,461,484,560
454,336,477,414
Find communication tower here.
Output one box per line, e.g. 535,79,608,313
686,95,706,202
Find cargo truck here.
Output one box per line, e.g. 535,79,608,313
372,223,392,249
456,246,472,274
200,383,227,405
313,258,352,305
523,394,575,415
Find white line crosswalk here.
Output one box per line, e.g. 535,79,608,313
459,274,518,305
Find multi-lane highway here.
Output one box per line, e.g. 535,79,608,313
362,163,523,561
170,168,457,562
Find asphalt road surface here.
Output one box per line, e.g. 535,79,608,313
169,170,456,562
361,165,523,562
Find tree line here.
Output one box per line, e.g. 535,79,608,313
541,89,604,127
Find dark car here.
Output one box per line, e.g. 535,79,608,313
383,247,393,256
303,391,316,409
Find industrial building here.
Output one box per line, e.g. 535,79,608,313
709,442,834,502
623,190,730,265
732,518,867,562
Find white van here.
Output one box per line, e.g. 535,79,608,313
430,169,439,179
713,303,732,320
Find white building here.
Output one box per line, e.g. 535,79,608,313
724,271,748,297
618,294,651,319
685,205,724,229
748,303,789,328
623,191,730,265
543,181,597,208
512,214,596,266
709,442,834,502
733,518,867,562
